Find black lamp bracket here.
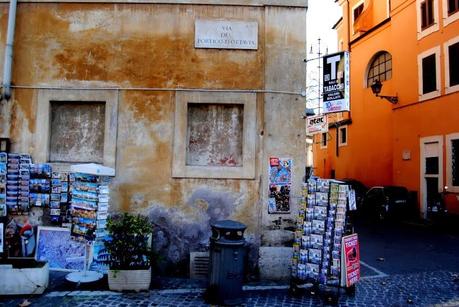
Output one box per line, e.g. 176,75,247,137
375,94,398,104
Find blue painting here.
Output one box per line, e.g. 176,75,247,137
36,227,85,271
89,240,110,273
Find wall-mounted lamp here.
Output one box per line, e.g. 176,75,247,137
370,80,398,104
302,108,315,119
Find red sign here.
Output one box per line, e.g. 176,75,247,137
342,233,360,287
269,157,279,166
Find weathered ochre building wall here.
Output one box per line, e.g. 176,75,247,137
0,1,307,276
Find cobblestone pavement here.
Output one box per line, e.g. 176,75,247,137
1,270,459,306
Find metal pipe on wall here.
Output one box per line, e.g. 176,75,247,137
2,0,18,101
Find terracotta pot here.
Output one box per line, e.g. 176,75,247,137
108,268,151,292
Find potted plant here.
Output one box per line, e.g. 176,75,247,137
105,213,153,291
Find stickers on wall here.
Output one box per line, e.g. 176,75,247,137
268,157,292,214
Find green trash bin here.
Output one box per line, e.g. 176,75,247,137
206,220,247,305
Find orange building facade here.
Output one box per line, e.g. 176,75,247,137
313,0,459,217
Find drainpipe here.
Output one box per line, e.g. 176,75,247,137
2,0,18,101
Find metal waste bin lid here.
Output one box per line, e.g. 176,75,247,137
211,220,247,231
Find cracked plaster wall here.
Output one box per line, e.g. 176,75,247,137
0,3,306,277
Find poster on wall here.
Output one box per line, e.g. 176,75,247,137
36,226,85,271
323,51,350,114
268,157,292,214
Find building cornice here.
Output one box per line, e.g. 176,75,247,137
0,0,308,7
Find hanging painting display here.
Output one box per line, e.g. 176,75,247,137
268,157,292,214
36,226,85,271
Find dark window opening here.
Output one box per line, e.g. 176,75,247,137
426,177,439,201
452,139,459,186
354,3,364,21
421,0,435,30
339,127,347,145
448,42,459,87
425,157,439,175
330,169,336,179
422,54,437,94
367,52,392,87
448,0,459,15
321,132,328,147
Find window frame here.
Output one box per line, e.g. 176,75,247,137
353,1,364,21
443,0,459,26
352,0,365,34
421,0,435,29
172,91,256,179
446,132,459,193
417,46,441,101
416,0,439,40
444,35,459,94
366,51,393,88
338,126,348,147
36,89,118,171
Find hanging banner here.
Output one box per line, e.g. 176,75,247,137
268,157,292,214
323,51,350,114
306,114,328,135
342,233,360,287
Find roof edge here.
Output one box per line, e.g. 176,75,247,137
0,0,308,7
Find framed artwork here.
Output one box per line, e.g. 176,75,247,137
36,226,85,271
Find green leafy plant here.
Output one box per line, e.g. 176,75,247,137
104,213,153,270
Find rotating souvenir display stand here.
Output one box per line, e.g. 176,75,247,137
66,247,103,283
290,177,358,303
65,163,114,284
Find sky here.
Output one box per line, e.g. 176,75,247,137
306,0,342,111
307,0,342,57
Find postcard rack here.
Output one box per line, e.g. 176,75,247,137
290,177,356,304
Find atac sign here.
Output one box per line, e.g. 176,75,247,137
306,115,328,135
323,51,350,114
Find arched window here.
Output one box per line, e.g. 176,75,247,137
367,52,392,87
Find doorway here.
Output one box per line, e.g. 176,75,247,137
420,136,443,219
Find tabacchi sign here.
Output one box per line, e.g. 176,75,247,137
306,115,328,135
322,51,350,114
195,19,258,50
